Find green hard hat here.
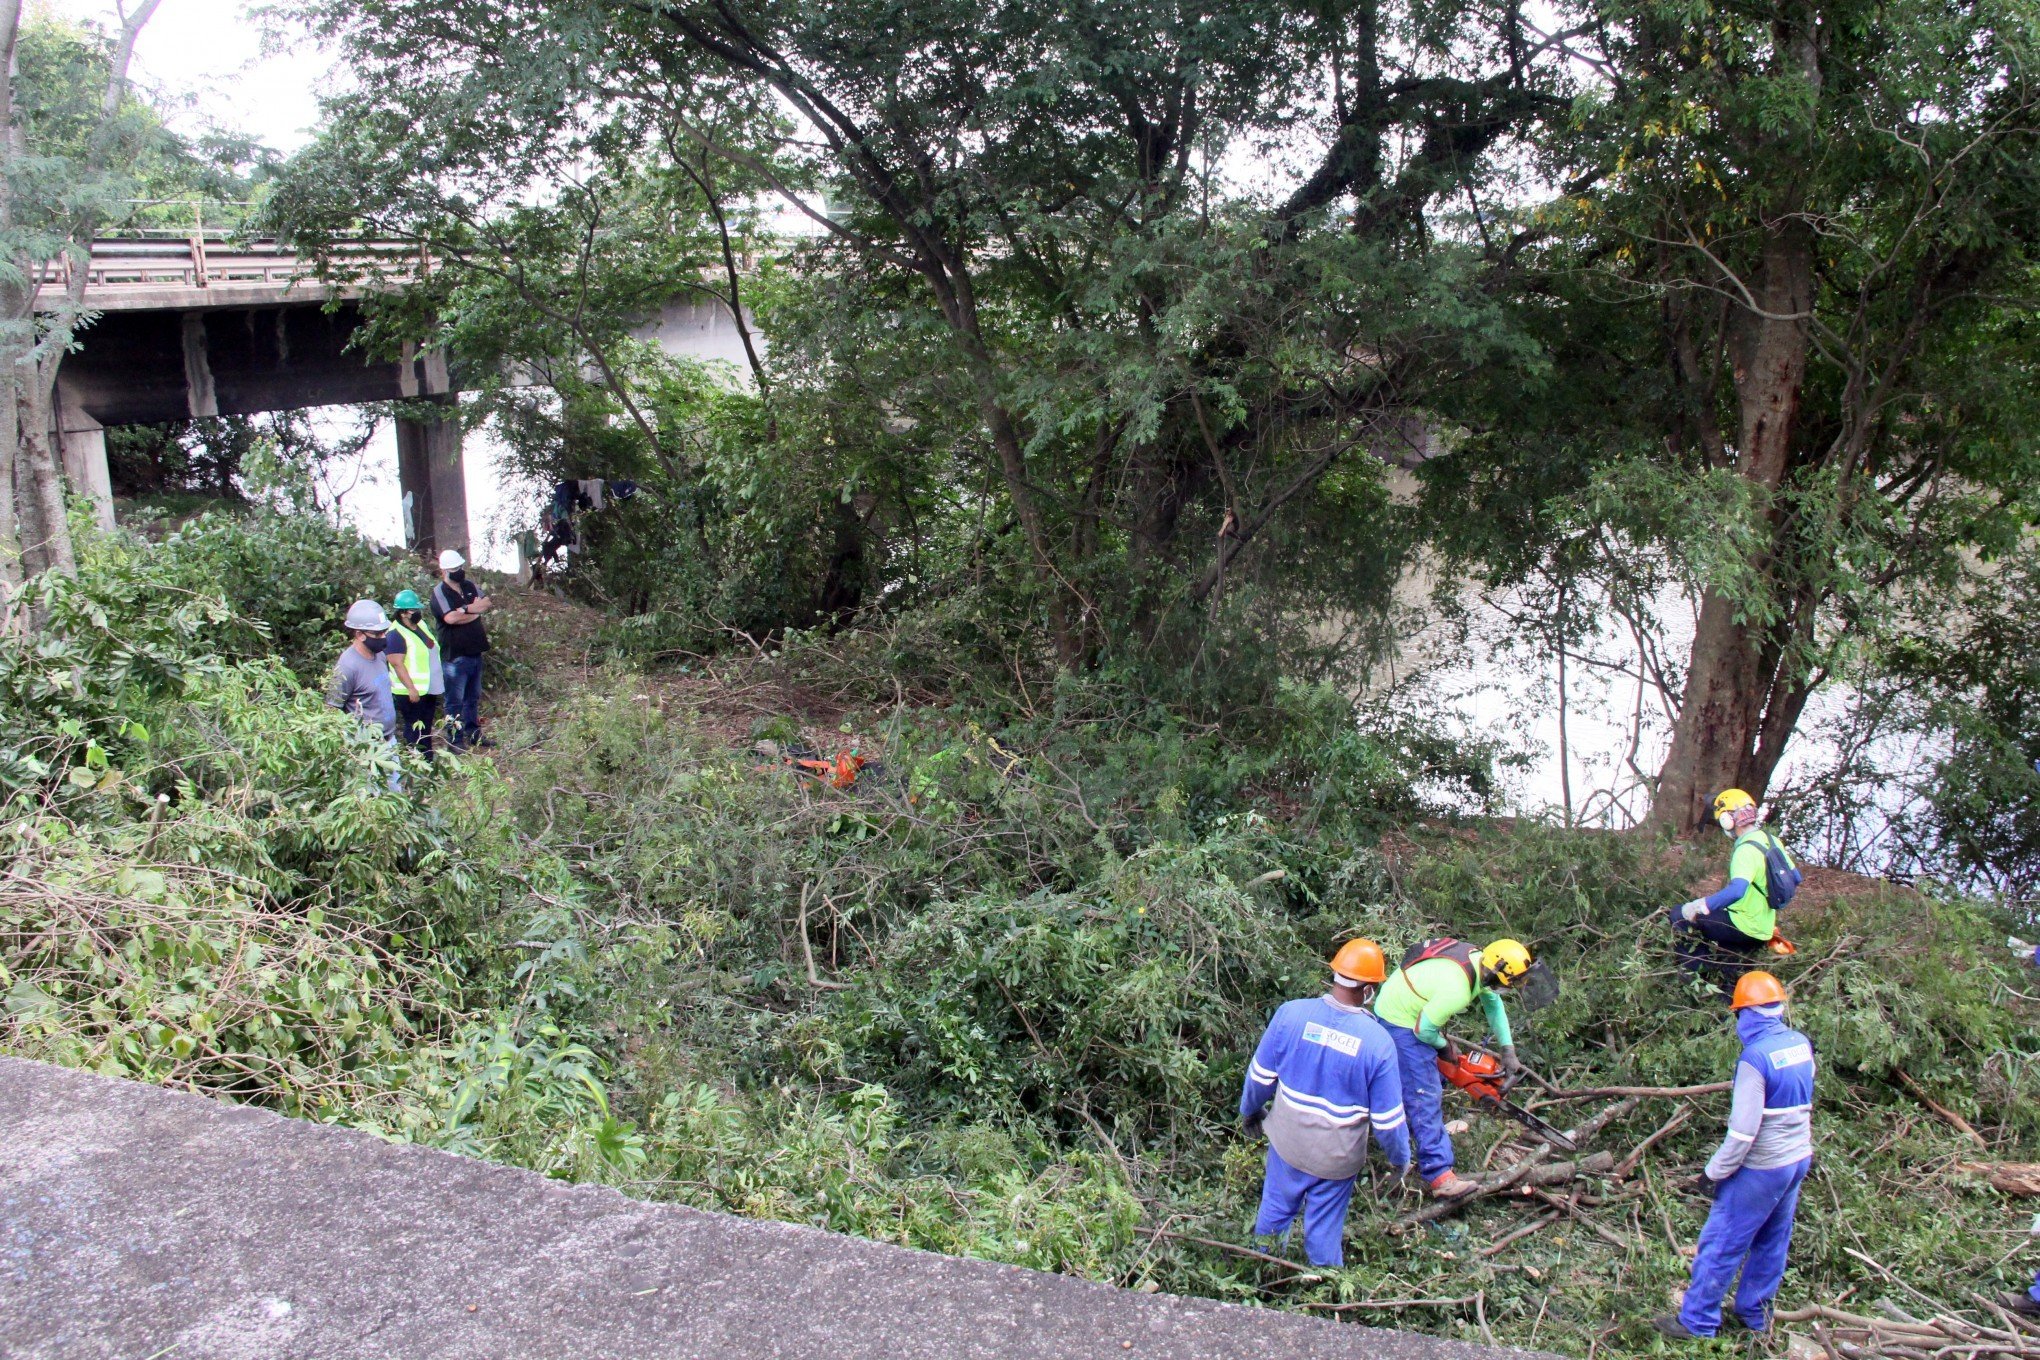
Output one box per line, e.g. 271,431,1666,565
391,588,424,611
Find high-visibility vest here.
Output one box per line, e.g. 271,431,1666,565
390,620,434,692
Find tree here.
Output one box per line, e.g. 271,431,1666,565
0,0,163,598
1439,0,2040,832
281,0,1579,679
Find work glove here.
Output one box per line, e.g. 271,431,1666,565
1241,1111,1265,1137
1500,1045,1523,1077
1439,1037,1462,1063
1684,1173,1720,1199
1678,899,1710,924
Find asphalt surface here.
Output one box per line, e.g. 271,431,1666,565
0,1057,1561,1359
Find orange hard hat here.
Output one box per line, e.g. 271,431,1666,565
1330,938,1388,986
1730,970,1788,1010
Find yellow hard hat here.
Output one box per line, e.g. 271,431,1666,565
1713,788,1757,816
1731,970,1788,1010
1481,939,1533,987
1330,938,1387,986
1713,788,1759,834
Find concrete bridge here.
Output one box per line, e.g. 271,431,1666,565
41,236,754,556
0,1058,1547,1360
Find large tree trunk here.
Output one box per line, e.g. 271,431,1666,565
1650,215,1817,833
0,0,161,592
0,348,21,599
0,2,25,598
16,375,71,576
1650,0,1824,835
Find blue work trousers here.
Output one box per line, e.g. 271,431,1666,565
1252,1146,1357,1268
1679,1157,1810,1335
443,655,483,750
1388,1025,1455,1181
2030,1269,2040,1307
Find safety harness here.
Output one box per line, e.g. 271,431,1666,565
1398,938,1481,998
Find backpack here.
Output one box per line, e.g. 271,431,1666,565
1741,831,1803,912
1399,938,1479,989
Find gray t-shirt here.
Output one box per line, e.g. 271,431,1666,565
328,644,397,738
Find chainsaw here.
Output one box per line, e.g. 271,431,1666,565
1436,1048,1578,1152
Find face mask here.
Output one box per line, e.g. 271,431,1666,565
362,632,388,654
449,568,467,584
400,611,421,626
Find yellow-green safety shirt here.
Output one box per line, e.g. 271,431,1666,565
1374,956,1513,1050
389,620,434,694
1725,831,1795,942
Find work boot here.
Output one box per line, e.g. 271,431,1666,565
1427,1170,1478,1200
1651,1315,1702,1340
1996,1292,2040,1318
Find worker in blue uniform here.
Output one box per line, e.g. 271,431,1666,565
1240,939,1411,1267
1655,970,1815,1339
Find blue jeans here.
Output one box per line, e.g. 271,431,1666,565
1253,1146,1357,1267
443,655,483,750
1680,1158,1810,1335
1388,1025,1454,1181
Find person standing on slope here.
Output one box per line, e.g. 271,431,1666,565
430,549,492,752
1670,789,1801,983
384,589,440,758
1240,939,1411,1267
1372,937,1536,1199
1655,970,1815,1339
328,599,397,742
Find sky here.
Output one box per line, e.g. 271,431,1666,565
49,1,330,154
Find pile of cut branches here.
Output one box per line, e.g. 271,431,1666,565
1781,1301,2040,1360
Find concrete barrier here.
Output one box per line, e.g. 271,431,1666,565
0,1058,1556,1360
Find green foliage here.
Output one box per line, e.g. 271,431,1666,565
825,832,1310,1138
274,0,1585,689
480,653,2036,1347
100,507,418,684
1893,543,2040,896
6,504,2037,1360
0,825,452,1113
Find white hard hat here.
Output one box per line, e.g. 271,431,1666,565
438,549,465,570
343,599,390,631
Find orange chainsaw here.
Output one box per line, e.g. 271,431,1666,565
1436,1049,1577,1151
792,749,868,789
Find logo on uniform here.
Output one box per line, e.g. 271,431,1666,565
1302,1022,1362,1057
1768,1042,1813,1069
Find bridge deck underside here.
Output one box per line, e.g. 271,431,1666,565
59,301,413,427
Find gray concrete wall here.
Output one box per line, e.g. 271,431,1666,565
0,1058,1553,1360
632,297,762,376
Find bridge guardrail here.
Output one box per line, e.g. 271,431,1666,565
37,237,422,295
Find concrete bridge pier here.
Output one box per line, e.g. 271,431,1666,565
393,400,467,560
393,343,467,560
54,385,114,532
